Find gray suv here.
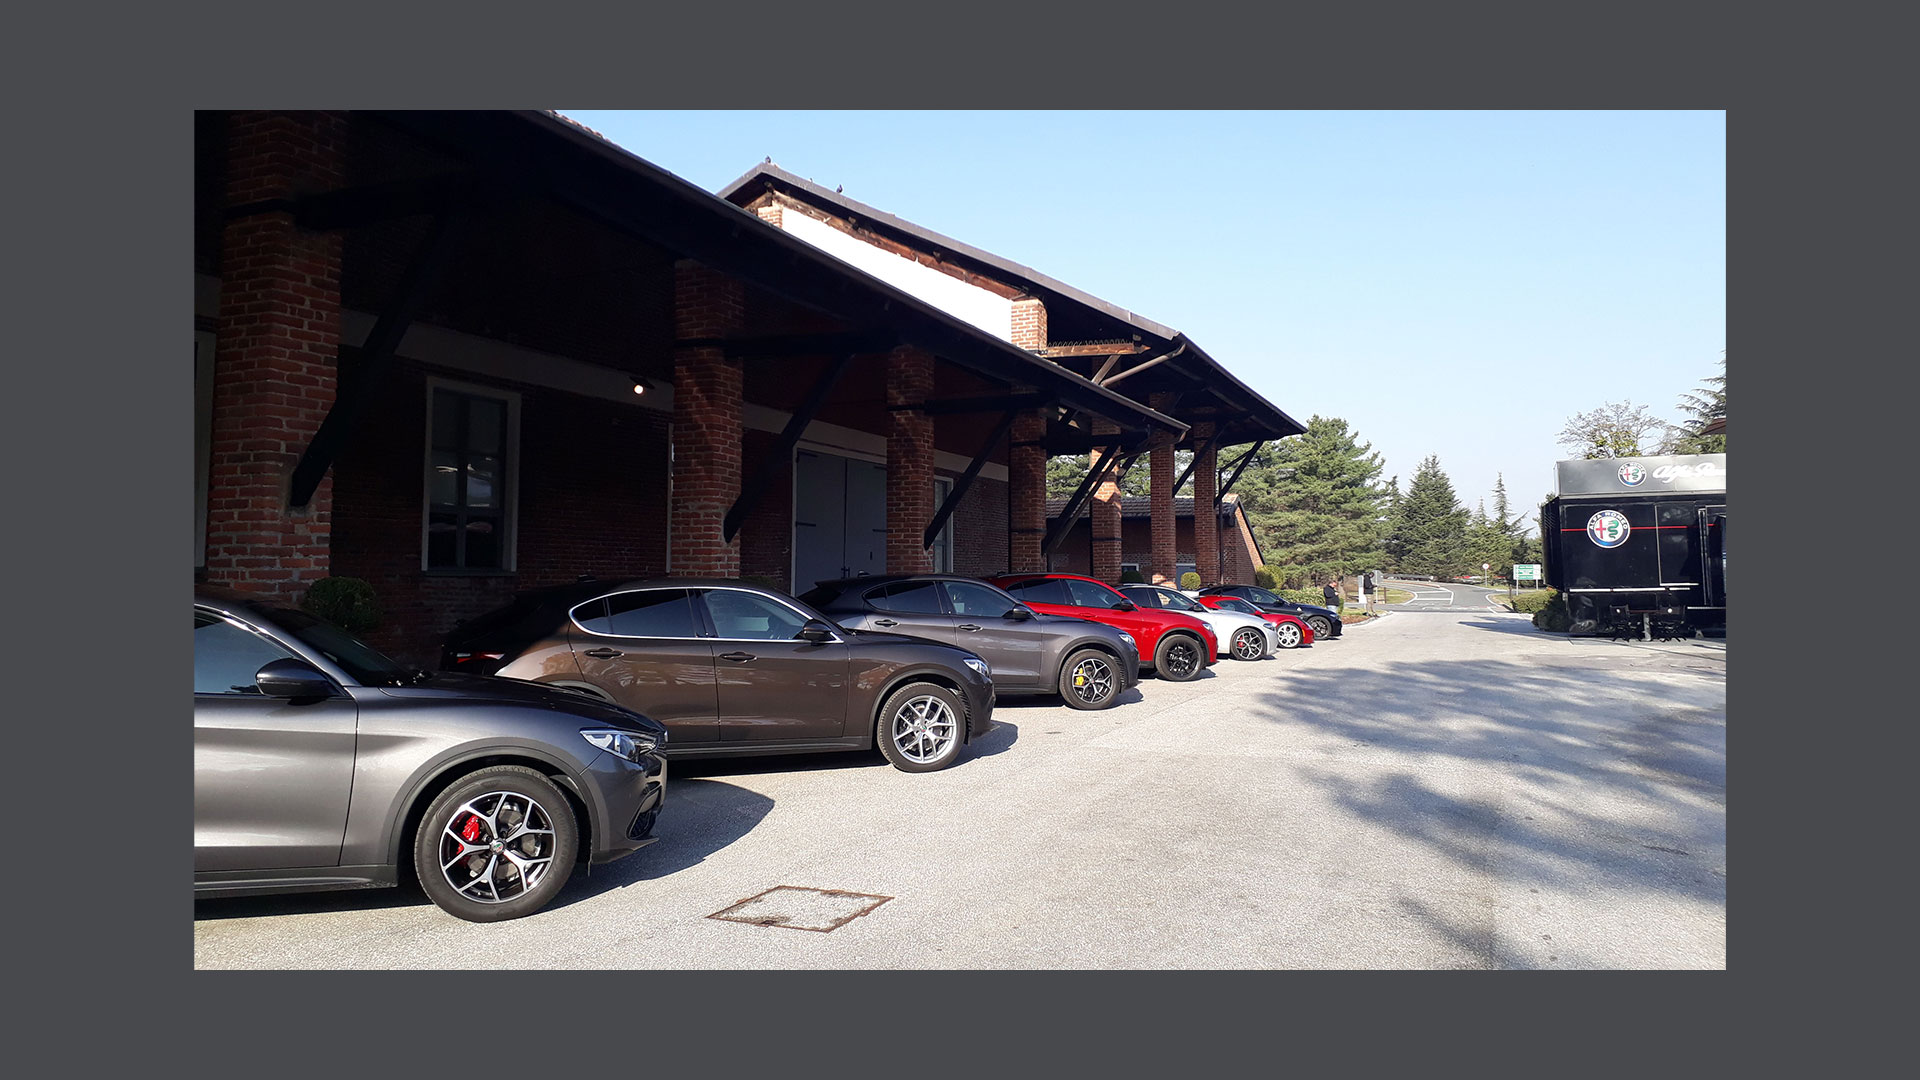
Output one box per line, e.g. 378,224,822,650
195,587,668,923
799,575,1140,710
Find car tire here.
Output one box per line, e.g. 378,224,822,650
1153,634,1205,682
1272,621,1305,649
1058,648,1124,710
1306,615,1333,639
414,765,579,923
1229,627,1265,661
876,681,967,772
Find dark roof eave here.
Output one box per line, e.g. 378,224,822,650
508,113,1184,439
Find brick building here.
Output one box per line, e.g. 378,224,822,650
194,112,1299,663
1045,494,1266,585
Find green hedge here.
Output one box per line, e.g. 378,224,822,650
1180,572,1201,590
1509,588,1557,614
1119,568,1146,584
1252,566,1277,590
1529,590,1571,632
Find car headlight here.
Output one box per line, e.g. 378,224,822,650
582,729,658,763
963,657,992,678
1117,631,1136,649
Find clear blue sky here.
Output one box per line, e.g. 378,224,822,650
562,110,1725,525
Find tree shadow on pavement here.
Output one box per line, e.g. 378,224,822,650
1245,658,1726,910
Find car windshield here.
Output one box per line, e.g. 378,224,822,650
1157,590,1205,612
265,607,417,686
1246,588,1283,604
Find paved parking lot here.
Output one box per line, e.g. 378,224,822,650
194,610,1726,969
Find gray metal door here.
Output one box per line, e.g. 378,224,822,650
793,450,889,588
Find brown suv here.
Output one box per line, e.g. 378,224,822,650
442,578,996,772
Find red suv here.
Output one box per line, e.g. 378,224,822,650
987,573,1216,682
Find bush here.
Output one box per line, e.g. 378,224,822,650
1119,568,1146,584
1274,564,1308,590
1277,589,1323,606
1180,572,1201,590
301,576,381,634
1252,566,1276,590
1530,590,1571,632
1510,588,1557,615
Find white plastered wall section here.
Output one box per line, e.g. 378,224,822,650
777,210,1016,344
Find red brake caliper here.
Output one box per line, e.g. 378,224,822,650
460,813,483,844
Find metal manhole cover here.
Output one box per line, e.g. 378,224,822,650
707,886,893,932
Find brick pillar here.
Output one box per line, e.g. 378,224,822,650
1090,420,1123,585
204,111,346,602
670,261,744,576
1193,423,1220,586
1011,297,1048,350
886,346,935,573
1148,392,1178,585
1008,407,1048,572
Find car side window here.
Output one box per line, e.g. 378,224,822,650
1002,578,1071,605
703,590,811,640
944,581,1016,617
866,580,945,614
582,589,699,638
1247,587,1281,604
1119,587,1159,609
194,611,297,695
1065,578,1123,609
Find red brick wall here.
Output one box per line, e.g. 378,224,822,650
885,347,935,573
204,111,347,601
948,475,1008,576
738,428,794,589
1192,424,1219,586
1011,298,1048,350
329,357,671,663
670,261,744,576
1008,408,1048,572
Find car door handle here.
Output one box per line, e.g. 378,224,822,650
957,624,982,632
873,619,898,627
719,651,756,663
583,648,623,659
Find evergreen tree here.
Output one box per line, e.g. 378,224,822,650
1385,455,1470,577
1241,417,1390,575
1668,353,1727,454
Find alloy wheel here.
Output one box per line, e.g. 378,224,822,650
1070,656,1115,704
1232,628,1263,660
1163,641,1198,678
1275,622,1303,648
435,790,560,905
890,695,958,765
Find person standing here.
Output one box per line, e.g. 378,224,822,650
1323,577,1341,609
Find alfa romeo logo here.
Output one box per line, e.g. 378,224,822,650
1617,462,1646,486
1587,510,1632,548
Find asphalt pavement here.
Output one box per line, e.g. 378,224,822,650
194,608,1726,969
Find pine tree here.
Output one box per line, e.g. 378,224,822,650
1385,455,1470,577
1241,417,1390,575
1669,353,1727,454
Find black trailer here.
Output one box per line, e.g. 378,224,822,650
1540,454,1726,639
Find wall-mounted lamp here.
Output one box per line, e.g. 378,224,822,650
629,374,653,396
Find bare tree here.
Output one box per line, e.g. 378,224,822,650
1555,400,1671,459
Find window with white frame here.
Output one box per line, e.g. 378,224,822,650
425,381,519,571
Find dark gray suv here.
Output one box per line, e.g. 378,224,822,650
799,575,1140,710
195,587,668,923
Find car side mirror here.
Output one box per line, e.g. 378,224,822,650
796,620,835,644
1005,606,1034,621
255,657,337,699
1112,599,1136,612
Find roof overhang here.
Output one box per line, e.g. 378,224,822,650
364,112,1184,444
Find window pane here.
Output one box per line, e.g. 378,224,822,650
869,580,943,614
1066,578,1123,609
430,450,460,507
943,581,1014,617
1003,578,1070,605
602,590,699,638
469,396,505,453
432,390,462,450
704,590,809,640
1119,587,1159,609
194,612,295,695
466,455,499,509
427,512,458,568
464,517,501,569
